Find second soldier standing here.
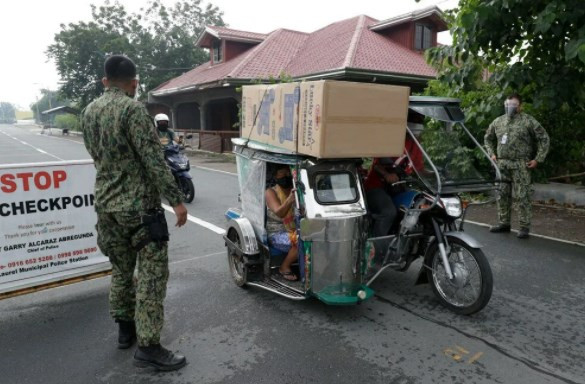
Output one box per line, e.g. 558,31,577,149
81,55,189,371
484,93,550,239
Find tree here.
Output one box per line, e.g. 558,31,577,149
425,0,585,180
0,102,17,124
47,0,224,109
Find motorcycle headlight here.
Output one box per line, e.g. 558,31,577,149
440,197,462,218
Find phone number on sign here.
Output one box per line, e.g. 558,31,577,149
6,247,98,268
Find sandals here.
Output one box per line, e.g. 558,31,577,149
278,269,298,281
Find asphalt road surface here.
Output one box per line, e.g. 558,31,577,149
1,124,584,384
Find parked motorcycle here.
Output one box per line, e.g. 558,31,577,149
164,143,195,203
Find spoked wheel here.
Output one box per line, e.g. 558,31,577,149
426,236,493,315
227,229,247,288
180,177,195,203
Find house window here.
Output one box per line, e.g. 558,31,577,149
213,40,223,63
414,24,433,50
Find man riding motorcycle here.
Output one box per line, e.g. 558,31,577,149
154,114,179,146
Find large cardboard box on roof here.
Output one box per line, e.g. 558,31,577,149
298,80,409,158
241,82,301,152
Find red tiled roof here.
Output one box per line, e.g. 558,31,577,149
370,5,447,32
285,16,361,76
153,29,308,94
351,16,436,77
206,26,268,42
153,13,439,95
230,29,308,79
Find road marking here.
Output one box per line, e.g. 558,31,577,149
169,251,224,265
0,130,65,161
444,345,483,364
465,220,585,247
37,132,85,145
193,165,237,176
161,203,226,235
467,352,484,365
455,345,470,354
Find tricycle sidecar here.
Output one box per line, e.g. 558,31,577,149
225,96,500,314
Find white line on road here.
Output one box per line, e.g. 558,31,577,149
161,203,226,235
193,165,237,176
465,220,585,247
0,130,65,161
36,132,86,145
169,251,224,265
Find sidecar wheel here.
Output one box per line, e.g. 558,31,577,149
227,229,247,288
426,237,493,315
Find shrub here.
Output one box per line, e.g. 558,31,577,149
54,113,79,131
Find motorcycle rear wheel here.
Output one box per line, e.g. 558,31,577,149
426,236,493,315
180,177,195,203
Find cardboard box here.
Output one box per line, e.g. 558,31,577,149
241,83,301,152
298,81,409,158
241,80,410,158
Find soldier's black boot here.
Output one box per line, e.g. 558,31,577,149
117,320,136,349
489,224,511,233
134,344,187,371
517,227,530,239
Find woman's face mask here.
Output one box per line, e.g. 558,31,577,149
275,176,293,189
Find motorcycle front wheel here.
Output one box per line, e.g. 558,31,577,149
180,177,195,203
426,236,493,315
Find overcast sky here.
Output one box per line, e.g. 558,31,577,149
0,0,457,110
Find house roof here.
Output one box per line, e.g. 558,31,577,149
152,29,308,95
196,26,268,47
369,5,448,32
152,10,443,97
41,106,77,115
285,15,436,78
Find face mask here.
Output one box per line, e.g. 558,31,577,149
275,176,293,189
504,101,519,118
505,106,517,117
158,122,169,131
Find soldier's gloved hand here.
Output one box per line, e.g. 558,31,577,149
526,160,538,169
173,203,188,227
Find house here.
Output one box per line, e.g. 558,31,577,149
148,6,447,152
40,106,78,127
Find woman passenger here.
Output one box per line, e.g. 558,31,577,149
265,164,299,281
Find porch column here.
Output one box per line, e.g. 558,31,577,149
199,102,207,131
170,107,178,129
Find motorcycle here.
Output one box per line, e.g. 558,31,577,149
164,143,195,203
224,96,500,315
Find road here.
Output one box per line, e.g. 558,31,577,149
0,124,584,384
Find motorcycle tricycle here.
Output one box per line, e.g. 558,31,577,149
224,97,501,315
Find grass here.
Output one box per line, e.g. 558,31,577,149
16,110,34,119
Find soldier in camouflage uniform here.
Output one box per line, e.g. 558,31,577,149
81,55,188,371
484,93,550,239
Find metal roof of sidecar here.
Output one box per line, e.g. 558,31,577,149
408,96,465,122
232,138,303,165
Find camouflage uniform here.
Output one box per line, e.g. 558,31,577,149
484,112,550,228
81,87,183,347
